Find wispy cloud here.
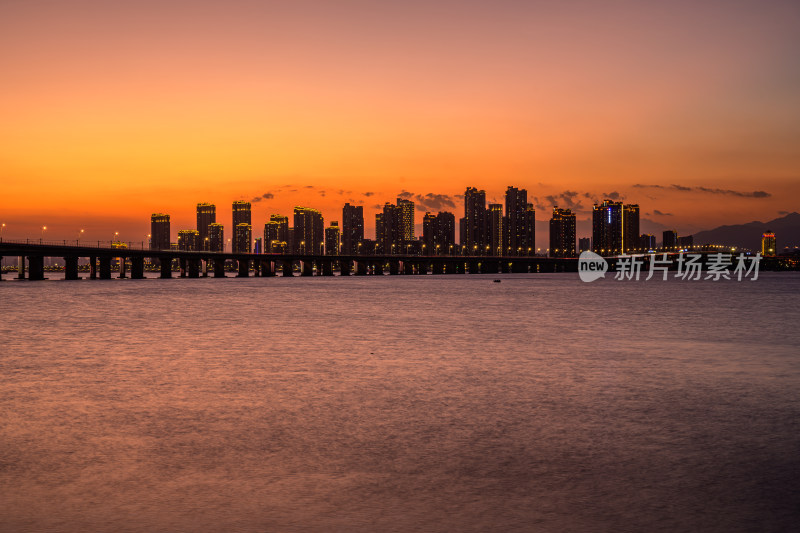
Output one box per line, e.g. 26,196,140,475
653,209,673,216
633,184,771,198
251,192,275,203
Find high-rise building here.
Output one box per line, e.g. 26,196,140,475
505,186,528,256
579,237,591,252
464,187,486,255
523,203,536,256
375,213,384,253
762,230,776,256
592,200,623,256
640,234,656,252
265,214,289,253
293,207,324,254
208,223,224,252
622,204,640,253
253,238,262,255
487,204,503,256
232,201,251,252
150,213,170,250
662,230,678,251
325,222,340,255
678,235,694,250
422,212,456,255
342,203,364,255
549,207,576,257
379,202,404,254
397,198,415,241
177,229,200,251
234,223,252,253
196,203,216,250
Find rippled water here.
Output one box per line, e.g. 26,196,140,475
1,273,799,532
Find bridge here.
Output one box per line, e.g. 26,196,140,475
0,240,578,280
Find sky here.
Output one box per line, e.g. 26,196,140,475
1,0,799,244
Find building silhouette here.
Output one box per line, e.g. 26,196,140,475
265,215,289,253
640,234,656,252
622,204,640,253
422,211,456,255
463,187,486,255
549,207,576,257
150,213,170,250
231,201,251,253
293,207,324,254
487,204,503,256
234,223,252,253
662,230,678,251
397,198,415,241
578,237,591,253
196,203,216,250
762,230,776,256
325,222,340,255
592,200,623,256
177,229,200,251
678,235,694,250
342,203,364,255
208,223,224,252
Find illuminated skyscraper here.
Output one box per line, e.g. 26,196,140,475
579,237,591,252
423,212,456,255
208,223,224,252
375,213,384,253
549,207,576,257
234,223,252,253
177,229,200,251
487,204,503,256
662,230,678,251
505,186,528,255
464,187,486,254
150,213,170,250
640,234,656,252
265,214,289,253
196,203,216,250
293,207,324,254
523,203,536,256
622,204,640,253
592,200,623,256
232,201,251,253
678,235,694,250
762,230,776,256
342,203,364,255
422,213,436,253
325,222,340,255
397,198,415,241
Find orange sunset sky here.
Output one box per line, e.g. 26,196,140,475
1,0,798,244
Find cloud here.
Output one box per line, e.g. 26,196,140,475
602,191,624,200
397,190,414,200
414,193,457,212
304,185,314,189
250,192,275,202
363,192,375,197
653,209,673,216
543,190,585,211
633,184,771,197
778,210,789,215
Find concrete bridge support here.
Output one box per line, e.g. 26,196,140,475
321,260,334,276
65,256,80,280
432,261,444,275
301,260,314,276
512,262,528,273
237,259,250,277
356,260,368,276
501,261,511,273
389,261,400,275
260,260,275,277
213,259,226,278
130,257,144,279
27,256,45,280
18,256,25,279
98,256,112,279
188,259,200,278
118,256,127,279
340,260,352,276
282,260,294,277
468,260,480,274
403,261,413,275
160,258,172,278
414,262,426,275
179,258,187,278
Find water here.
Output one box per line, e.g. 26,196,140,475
1,273,799,532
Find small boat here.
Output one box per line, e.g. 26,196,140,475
493,279,501,283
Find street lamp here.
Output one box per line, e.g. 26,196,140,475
41,226,47,243
77,229,84,244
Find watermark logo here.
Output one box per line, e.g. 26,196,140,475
578,251,609,282
579,252,761,282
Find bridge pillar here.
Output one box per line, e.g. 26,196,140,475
213,259,226,278
432,261,444,275
237,258,250,277
281,260,294,276
188,259,200,278
179,258,187,278
468,260,480,274
18,256,25,279
0,257,2,281
371,261,382,275
98,256,112,279
389,261,399,275
118,256,127,278
340,260,351,276
501,261,511,273
64,256,80,280
90,256,97,279
512,261,528,273
260,260,275,277
403,261,413,275
481,260,498,274
130,256,144,279
301,260,314,276
160,258,172,278
356,260,368,276
321,260,334,276
27,256,45,280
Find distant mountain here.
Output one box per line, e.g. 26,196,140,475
691,212,800,251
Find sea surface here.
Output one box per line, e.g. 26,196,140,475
1,272,799,532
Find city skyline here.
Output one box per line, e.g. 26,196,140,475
2,1,799,240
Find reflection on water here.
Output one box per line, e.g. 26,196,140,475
1,273,799,532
